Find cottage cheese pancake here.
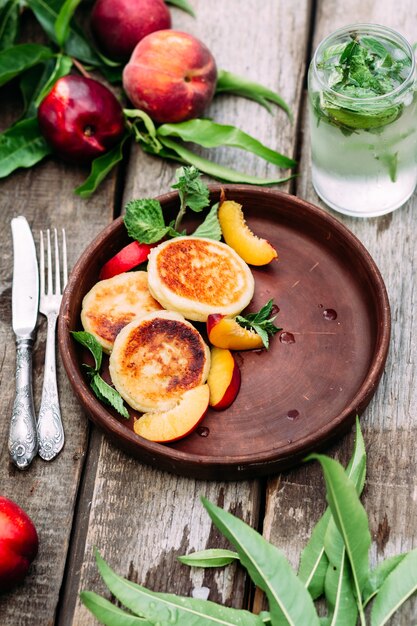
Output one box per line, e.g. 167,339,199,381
147,236,255,322
109,310,210,413
81,271,162,353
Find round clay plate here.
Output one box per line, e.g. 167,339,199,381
59,185,390,480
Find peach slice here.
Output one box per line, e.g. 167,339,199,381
218,200,278,266
133,385,209,442
208,347,241,410
207,314,264,351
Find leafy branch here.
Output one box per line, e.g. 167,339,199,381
81,419,417,625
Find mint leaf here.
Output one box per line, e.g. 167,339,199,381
124,198,173,244
91,374,129,419
236,300,280,349
171,165,210,212
192,203,221,240
71,330,102,370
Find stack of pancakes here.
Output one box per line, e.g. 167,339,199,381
81,237,254,414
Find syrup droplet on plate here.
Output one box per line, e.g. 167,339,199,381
196,426,210,437
287,409,300,420
280,331,295,344
323,308,337,320
271,304,280,315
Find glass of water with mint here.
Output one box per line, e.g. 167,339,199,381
308,24,417,217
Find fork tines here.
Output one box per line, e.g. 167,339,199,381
39,229,68,297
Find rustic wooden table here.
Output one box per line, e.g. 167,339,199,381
1,1,416,624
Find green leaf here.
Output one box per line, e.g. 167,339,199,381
27,0,102,66
192,203,221,241
95,550,264,626
165,0,195,17
20,54,73,119
298,509,331,599
158,119,296,169
363,553,408,606
299,418,366,600
158,136,294,186
71,330,103,370
0,0,20,51
371,549,417,626
0,43,54,86
124,198,175,244
0,117,51,178
324,551,358,626
215,69,292,119
171,165,210,212
178,549,239,568
91,374,129,419
80,591,153,625
308,454,371,619
75,134,128,198
202,497,320,626
236,300,280,349
54,0,83,48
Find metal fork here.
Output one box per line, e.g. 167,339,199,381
37,229,68,460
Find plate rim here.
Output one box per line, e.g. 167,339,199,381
58,185,391,477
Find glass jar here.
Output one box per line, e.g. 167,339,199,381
308,24,417,217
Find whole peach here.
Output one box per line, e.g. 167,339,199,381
0,496,39,593
91,0,171,60
123,30,217,124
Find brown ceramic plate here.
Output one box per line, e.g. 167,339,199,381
59,185,390,480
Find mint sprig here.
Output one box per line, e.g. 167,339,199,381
71,331,129,419
235,299,280,349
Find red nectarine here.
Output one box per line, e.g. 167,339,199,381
122,30,217,124
99,241,155,280
207,314,264,351
207,348,241,410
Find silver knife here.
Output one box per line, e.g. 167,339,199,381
9,216,39,469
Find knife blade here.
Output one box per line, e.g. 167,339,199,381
9,216,39,469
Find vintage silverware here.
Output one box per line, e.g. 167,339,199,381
9,217,39,469
37,229,68,461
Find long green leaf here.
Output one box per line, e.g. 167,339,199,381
370,549,417,626
20,54,72,119
95,551,264,626
178,549,239,568
325,546,358,626
299,418,366,599
54,0,82,47
157,119,295,169
363,553,407,606
74,134,128,198
27,0,102,66
308,454,371,621
165,0,195,17
0,117,51,177
0,0,19,51
216,69,292,119
80,591,153,626
0,43,54,86
157,136,294,185
202,498,320,626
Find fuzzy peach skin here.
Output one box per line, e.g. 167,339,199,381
91,0,171,60
122,30,217,124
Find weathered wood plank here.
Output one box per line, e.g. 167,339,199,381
262,1,417,623
66,1,312,624
0,73,119,624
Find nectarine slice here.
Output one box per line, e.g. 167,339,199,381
218,200,278,266
208,348,241,410
133,385,209,442
207,314,264,350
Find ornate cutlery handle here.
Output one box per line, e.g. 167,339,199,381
37,312,64,460
9,337,38,469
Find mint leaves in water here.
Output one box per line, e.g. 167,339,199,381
71,331,129,419
81,419,417,625
124,166,221,244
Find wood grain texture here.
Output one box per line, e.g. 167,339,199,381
66,1,312,624
0,74,118,624
262,1,417,623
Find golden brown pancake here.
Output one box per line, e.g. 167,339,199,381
147,236,255,322
109,310,210,413
81,271,162,353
